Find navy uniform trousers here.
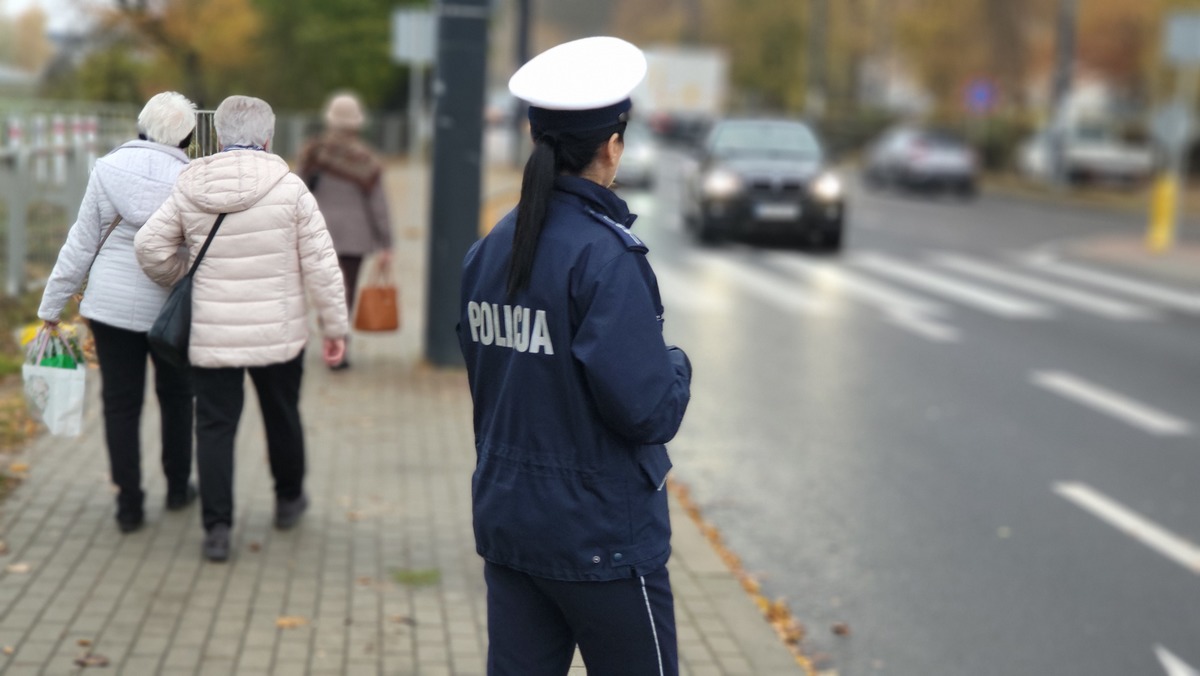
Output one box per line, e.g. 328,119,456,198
485,561,678,676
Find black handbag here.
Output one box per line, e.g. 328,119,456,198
148,213,226,369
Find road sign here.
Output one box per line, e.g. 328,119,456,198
1151,103,1192,147
392,8,436,65
964,78,997,114
1165,12,1200,66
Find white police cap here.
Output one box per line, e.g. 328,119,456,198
508,37,647,111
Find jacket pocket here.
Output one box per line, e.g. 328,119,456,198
637,445,672,491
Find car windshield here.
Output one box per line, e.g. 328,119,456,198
709,122,821,159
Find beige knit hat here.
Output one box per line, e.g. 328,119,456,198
324,93,365,131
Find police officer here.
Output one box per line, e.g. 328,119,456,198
457,37,693,676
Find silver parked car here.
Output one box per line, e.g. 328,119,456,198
864,126,978,197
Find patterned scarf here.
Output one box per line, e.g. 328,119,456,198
298,131,383,193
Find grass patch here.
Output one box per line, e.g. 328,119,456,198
391,568,442,587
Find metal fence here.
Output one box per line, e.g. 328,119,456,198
1,101,411,297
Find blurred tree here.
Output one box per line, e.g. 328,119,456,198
894,0,988,116
611,0,690,45
10,7,54,74
707,0,807,112
249,0,410,111
104,0,263,106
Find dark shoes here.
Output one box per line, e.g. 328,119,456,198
166,483,198,511
203,524,231,562
329,359,351,371
116,510,144,534
275,493,309,530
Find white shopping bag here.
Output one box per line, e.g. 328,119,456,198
22,329,88,437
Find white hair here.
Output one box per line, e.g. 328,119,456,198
214,95,276,148
137,91,197,147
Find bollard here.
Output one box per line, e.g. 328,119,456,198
1147,173,1177,253
84,115,98,167
52,114,67,186
70,113,83,172
33,114,47,184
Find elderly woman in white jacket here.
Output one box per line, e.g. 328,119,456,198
135,95,348,562
38,92,199,534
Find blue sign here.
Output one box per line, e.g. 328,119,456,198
965,78,997,114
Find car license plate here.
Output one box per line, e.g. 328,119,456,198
754,202,801,221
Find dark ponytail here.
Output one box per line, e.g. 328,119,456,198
508,137,557,297
507,124,626,297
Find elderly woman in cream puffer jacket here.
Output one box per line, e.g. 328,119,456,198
135,95,348,562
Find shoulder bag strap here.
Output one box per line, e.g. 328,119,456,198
186,213,228,278
83,215,123,277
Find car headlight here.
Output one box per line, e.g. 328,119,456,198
703,169,742,198
813,173,842,201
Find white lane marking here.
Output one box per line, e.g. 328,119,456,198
886,310,961,343
1032,371,1193,437
851,252,1054,319
691,252,829,315
1022,254,1200,314
934,253,1158,321
1156,645,1200,676
652,264,731,313
1055,482,1200,575
764,252,948,317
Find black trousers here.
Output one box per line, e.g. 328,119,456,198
338,255,363,322
90,320,194,513
192,352,306,530
484,562,678,676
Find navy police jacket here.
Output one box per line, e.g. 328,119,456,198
457,175,693,582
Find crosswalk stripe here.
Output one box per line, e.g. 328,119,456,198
764,252,947,317
1032,371,1193,436
933,253,1158,321
1022,255,1200,314
1055,482,1200,575
690,252,829,315
851,252,1054,319
1156,645,1200,676
886,311,960,343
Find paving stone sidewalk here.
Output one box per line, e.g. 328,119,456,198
0,162,802,675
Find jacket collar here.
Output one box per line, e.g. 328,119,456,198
112,139,190,163
553,175,638,228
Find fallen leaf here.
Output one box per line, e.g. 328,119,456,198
275,616,308,629
5,563,30,574
355,576,374,587
0,541,8,556
7,463,27,474
76,639,92,647
388,615,416,626
832,622,851,637
2,646,12,655
346,511,362,522
73,653,110,667
247,542,262,553
391,568,441,587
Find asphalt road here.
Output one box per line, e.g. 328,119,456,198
625,152,1200,676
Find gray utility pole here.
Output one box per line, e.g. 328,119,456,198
1049,0,1077,187
510,0,531,167
805,0,828,119
425,0,491,367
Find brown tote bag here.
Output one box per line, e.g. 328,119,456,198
353,262,400,332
